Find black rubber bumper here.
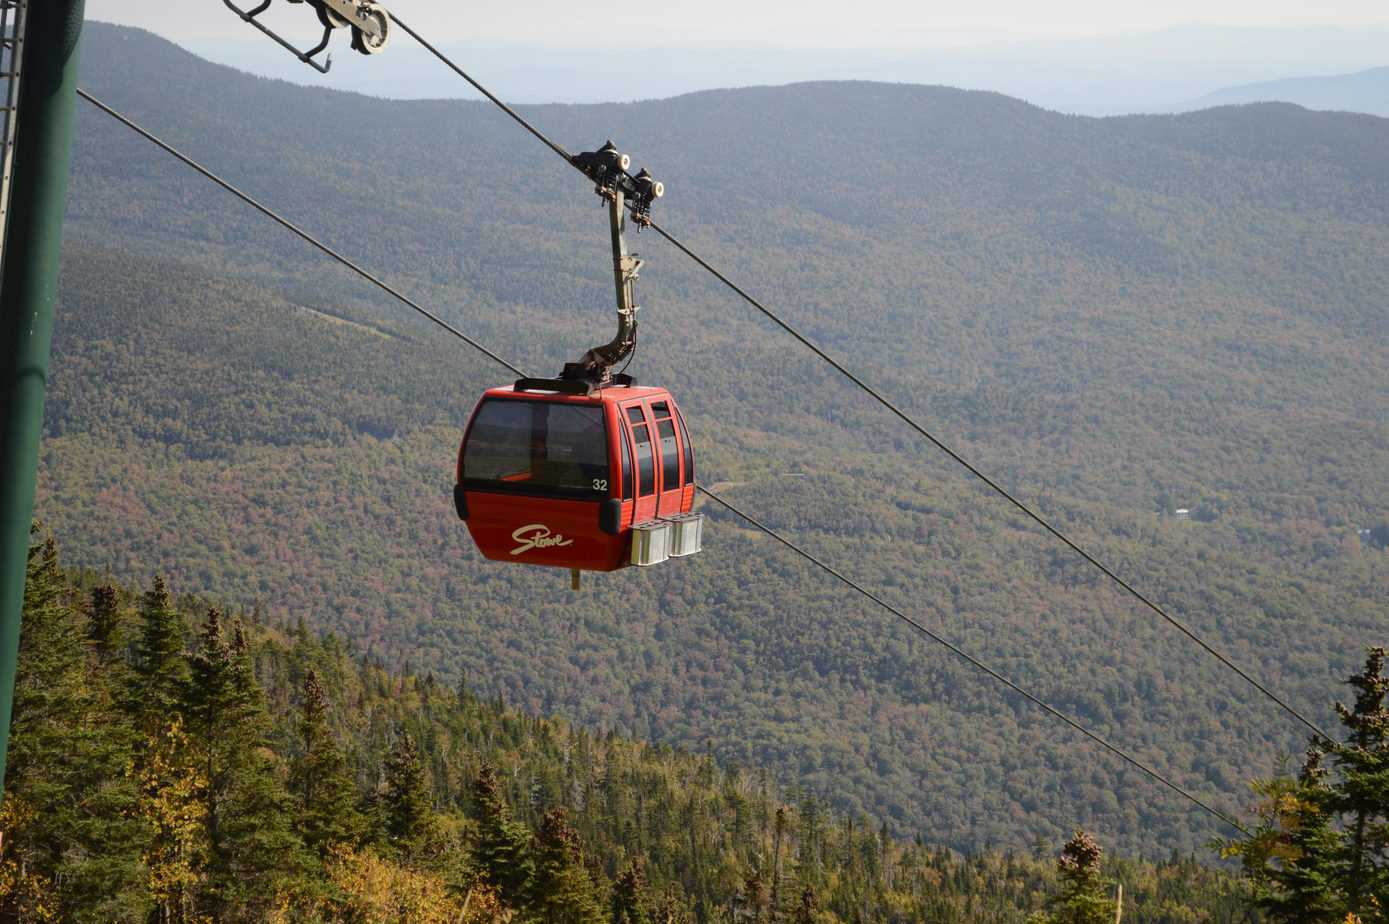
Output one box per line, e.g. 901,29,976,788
599,498,622,535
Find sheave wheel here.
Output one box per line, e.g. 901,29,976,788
351,5,390,54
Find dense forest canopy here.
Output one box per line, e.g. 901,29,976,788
34,23,1389,856
0,536,1257,922
8,536,1387,921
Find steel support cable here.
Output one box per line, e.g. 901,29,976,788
389,16,573,165
388,24,1329,744
77,89,1250,837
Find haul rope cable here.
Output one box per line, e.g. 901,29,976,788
76,87,1251,836
388,15,1330,743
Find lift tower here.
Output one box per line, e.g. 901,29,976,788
0,0,85,798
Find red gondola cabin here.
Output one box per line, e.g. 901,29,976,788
454,381,701,572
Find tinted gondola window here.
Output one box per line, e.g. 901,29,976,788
632,422,655,495
620,420,634,500
674,406,694,483
463,399,609,499
658,419,679,488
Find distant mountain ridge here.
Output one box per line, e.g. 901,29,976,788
1192,65,1389,117
173,20,1389,115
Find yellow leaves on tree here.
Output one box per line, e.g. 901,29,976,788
0,798,61,922
324,847,510,923
129,716,209,924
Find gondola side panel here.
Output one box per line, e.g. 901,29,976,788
463,493,628,572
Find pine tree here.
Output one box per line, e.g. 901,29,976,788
530,808,604,924
1031,831,1114,924
133,576,188,722
770,807,787,920
1327,647,1389,920
87,583,123,663
229,618,254,695
1226,647,1389,923
2,534,147,921
611,862,651,924
1259,751,1344,923
791,886,818,924
472,765,534,907
382,730,432,856
289,668,363,854
181,609,306,921
228,618,310,917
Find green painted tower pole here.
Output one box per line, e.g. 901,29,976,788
0,0,85,796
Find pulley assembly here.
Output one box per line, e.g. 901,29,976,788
223,0,391,72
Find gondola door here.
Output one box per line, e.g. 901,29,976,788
649,399,686,517
622,403,659,527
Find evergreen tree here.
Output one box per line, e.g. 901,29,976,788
382,730,432,856
1031,831,1114,924
1327,647,1389,920
229,617,309,914
1261,751,1344,923
770,806,788,920
611,862,651,924
87,583,123,663
229,618,254,694
1227,648,1389,923
472,765,534,907
530,808,604,924
289,668,364,854
2,534,147,921
181,609,305,921
133,576,187,721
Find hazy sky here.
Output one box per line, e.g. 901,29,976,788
86,0,1389,46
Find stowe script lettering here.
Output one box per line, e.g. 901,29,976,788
510,523,575,556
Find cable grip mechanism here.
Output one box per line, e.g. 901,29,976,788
562,142,665,386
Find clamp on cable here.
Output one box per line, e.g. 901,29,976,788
572,140,665,226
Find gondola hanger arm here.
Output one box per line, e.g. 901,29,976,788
561,142,666,387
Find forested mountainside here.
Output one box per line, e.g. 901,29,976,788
6,533,1252,922
39,22,1389,856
